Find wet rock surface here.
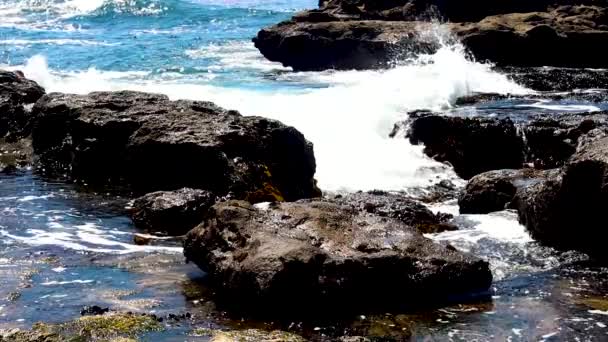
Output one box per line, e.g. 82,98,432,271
184,200,492,314
513,136,608,259
403,110,608,178
406,111,524,179
459,168,558,214
330,190,456,233
254,1,608,71
31,91,319,201
130,188,217,236
0,70,45,140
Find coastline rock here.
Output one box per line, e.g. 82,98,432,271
459,168,558,214
406,112,524,179
130,188,217,236
192,328,306,342
331,190,456,233
254,2,608,71
500,67,608,92
0,70,45,140
31,91,320,201
513,137,608,258
403,111,608,179
184,200,492,314
0,138,33,173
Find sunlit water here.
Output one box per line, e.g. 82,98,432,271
1,0,608,340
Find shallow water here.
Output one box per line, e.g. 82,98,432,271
1,0,608,340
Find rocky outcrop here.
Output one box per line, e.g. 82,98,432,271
31,91,320,201
130,188,217,236
404,111,608,179
458,168,558,214
512,137,608,259
406,111,524,179
184,200,492,314
254,1,608,71
331,190,456,233
500,67,608,92
0,70,45,140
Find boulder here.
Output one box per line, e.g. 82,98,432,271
406,112,524,179
31,91,320,201
512,137,608,258
331,190,456,233
130,188,217,235
254,2,608,71
0,70,45,140
459,168,558,214
184,200,492,314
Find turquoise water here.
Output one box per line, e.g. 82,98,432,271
0,0,317,89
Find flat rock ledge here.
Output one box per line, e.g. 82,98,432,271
184,200,492,314
254,0,608,71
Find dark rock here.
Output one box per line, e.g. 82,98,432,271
80,305,109,316
0,138,33,173
523,112,608,169
406,112,524,179
0,70,45,140
0,70,45,104
513,136,608,258
331,190,456,233
31,91,320,201
254,20,437,71
131,188,217,236
254,2,608,71
184,200,492,314
133,234,151,245
500,67,608,92
459,168,557,214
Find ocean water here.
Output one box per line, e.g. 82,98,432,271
1,0,608,340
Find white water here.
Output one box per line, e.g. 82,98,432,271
8,40,527,192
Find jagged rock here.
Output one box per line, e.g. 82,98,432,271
184,200,492,314
31,91,320,201
512,136,608,258
130,188,217,235
406,112,524,179
403,111,608,179
331,190,456,233
0,70,45,140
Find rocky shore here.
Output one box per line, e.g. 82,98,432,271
253,0,608,74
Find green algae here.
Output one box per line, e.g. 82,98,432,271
0,313,163,342
191,328,306,342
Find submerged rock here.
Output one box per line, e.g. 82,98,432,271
513,137,608,259
31,91,319,201
331,190,456,233
406,112,524,179
0,70,45,140
184,200,492,314
130,188,217,236
254,1,608,71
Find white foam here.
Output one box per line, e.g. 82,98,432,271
0,39,118,47
41,279,94,285
9,31,527,192
429,210,532,245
